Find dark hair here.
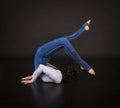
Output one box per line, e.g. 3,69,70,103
60,62,80,82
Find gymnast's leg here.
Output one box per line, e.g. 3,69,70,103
36,37,92,72
62,38,95,75
34,36,91,71
34,20,91,69
59,38,91,71
66,19,91,41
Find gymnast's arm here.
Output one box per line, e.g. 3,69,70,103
63,38,95,75
21,65,42,84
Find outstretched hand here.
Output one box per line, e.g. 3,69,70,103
21,75,33,85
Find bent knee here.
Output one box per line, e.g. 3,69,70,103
59,37,69,44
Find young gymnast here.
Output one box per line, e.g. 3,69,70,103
21,19,95,84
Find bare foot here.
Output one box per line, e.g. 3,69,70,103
85,19,91,31
87,19,91,24
88,68,95,76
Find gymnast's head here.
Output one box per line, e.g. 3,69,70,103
60,62,80,83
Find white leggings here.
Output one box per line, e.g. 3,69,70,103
31,64,62,84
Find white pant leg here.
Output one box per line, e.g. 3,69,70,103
32,64,62,84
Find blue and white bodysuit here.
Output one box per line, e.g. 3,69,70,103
32,20,92,83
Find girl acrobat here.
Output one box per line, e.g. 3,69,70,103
21,19,95,84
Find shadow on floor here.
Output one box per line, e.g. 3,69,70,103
0,57,120,108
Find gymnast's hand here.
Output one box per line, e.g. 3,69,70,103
85,19,91,31
21,75,33,85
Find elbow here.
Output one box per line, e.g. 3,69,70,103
55,79,62,84
55,72,63,84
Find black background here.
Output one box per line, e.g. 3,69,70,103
1,0,120,108
1,0,120,58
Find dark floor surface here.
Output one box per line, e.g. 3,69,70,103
0,57,120,108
